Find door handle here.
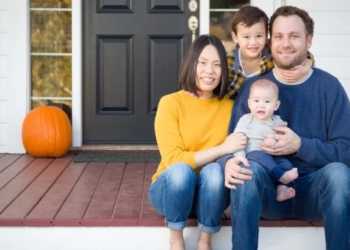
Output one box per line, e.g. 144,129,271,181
188,16,198,42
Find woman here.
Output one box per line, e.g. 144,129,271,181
149,35,246,250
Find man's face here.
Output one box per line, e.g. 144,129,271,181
271,15,312,69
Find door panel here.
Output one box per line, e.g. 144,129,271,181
83,0,199,144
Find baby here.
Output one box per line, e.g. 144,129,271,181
234,79,298,201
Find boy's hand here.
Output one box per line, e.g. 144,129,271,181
261,127,301,155
280,58,312,83
224,156,252,189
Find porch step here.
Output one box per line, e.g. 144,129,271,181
0,153,324,249
0,226,325,250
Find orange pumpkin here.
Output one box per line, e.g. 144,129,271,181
22,106,72,158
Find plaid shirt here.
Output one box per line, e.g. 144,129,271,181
227,45,273,100
226,45,315,100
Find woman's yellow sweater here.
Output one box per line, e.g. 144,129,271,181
152,90,233,182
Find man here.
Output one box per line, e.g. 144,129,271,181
219,6,350,250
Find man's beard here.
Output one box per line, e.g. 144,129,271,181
272,49,307,69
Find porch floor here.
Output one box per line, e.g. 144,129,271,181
0,153,323,228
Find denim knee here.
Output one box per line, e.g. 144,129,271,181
166,162,196,191
320,163,350,200
199,162,225,192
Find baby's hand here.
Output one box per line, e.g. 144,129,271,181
262,137,277,148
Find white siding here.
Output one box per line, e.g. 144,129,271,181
0,0,8,152
0,0,29,153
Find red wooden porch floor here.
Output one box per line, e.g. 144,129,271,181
0,153,323,227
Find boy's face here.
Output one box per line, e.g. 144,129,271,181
248,86,280,122
231,21,267,60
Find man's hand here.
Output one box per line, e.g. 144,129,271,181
224,156,252,189
261,126,301,155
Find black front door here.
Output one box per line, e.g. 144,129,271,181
83,1,199,144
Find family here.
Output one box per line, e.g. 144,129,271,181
149,5,350,250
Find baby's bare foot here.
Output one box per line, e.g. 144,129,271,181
276,185,295,201
279,168,298,184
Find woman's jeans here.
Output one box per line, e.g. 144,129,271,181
230,161,350,250
148,162,229,233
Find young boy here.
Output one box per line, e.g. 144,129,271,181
233,79,298,201
227,6,314,99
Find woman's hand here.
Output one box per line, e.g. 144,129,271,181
221,132,247,154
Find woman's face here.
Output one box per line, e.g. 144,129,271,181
195,44,222,99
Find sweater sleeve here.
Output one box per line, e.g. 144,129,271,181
154,96,196,169
295,80,350,167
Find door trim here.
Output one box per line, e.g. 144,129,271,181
200,0,209,35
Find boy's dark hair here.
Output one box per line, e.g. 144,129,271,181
231,6,269,35
178,35,229,100
269,6,314,36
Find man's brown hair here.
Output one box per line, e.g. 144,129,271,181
231,6,269,35
269,6,314,36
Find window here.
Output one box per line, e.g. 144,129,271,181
210,0,250,52
30,0,72,120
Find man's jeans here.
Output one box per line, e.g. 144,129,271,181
148,162,229,233
230,161,350,250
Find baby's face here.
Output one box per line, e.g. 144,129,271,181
248,86,280,122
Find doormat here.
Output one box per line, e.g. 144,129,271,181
74,151,161,163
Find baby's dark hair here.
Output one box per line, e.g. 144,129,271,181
231,6,269,35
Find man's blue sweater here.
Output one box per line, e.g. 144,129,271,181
219,68,350,174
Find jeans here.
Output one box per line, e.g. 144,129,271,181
230,161,350,250
148,162,229,233
247,150,293,183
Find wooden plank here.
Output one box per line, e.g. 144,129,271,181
25,161,88,226
0,154,22,173
111,163,146,226
82,163,126,226
139,163,164,226
0,154,35,190
0,155,74,226
53,162,106,226
0,157,53,217
0,154,5,159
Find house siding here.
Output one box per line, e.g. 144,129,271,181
0,0,349,153
0,0,29,154
0,0,8,152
